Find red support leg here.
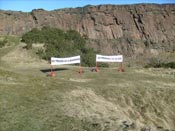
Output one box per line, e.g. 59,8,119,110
50,65,55,77
95,62,99,72
119,62,124,72
78,64,83,74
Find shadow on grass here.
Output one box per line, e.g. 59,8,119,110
40,68,69,73
40,67,90,76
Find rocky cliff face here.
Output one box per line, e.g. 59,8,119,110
0,4,175,60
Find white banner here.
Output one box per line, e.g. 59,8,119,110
51,55,80,65
96,54,123,62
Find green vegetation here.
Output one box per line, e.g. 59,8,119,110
153,62,175,69
22,27,107,67
145,58,175,69
0,36,20,48
0,39,7,48
0,43,175,131
1,28,174,131
0,65,175,131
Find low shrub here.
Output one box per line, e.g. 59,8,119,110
145,58,175,69
22,27,97,66
98,63,109,67
0,39,7,48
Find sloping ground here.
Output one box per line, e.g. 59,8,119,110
0,44,175,131
1,43,47,68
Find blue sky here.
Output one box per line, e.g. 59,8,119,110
0,0,174,12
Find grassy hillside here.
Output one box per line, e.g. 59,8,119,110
0,41,175,131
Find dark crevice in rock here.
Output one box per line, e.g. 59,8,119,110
31,12,38,25
90,16,96,26
133,17,140,31
137,14,144,24
113,17,121,25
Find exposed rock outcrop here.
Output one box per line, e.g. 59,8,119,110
0,4,175,60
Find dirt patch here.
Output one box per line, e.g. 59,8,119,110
69,78,92,83
61,88,132,128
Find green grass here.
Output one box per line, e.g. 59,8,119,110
0,35,20,46
0,66,175,131
0,43,175,131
